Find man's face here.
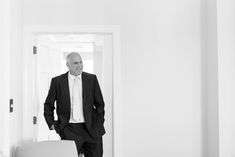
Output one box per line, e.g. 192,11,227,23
67,54,83,76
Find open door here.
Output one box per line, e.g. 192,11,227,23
23,32,113,157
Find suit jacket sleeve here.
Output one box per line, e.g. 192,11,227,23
94,75,105,124
44,78,56,130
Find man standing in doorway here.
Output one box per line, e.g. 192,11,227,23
44,52,105,157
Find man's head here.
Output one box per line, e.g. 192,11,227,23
66,52,83,76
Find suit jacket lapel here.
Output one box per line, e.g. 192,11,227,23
62,72,71,110
82,72,88,106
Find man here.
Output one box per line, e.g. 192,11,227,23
44,52,105,157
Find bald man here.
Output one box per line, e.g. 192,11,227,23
44,52,105,157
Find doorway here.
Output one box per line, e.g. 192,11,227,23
35,33,113,157
23,25,121,157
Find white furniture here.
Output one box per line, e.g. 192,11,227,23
15,140,78,157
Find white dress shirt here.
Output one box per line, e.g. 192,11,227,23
68,72,85,123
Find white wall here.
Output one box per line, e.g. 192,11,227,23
217,0,235,156
0,1,23,157
202,0,219,156
0,0,10,156
9,0,23,156
22,0,204,156
120,1,203,156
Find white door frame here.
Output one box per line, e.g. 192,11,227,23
23,25,122,157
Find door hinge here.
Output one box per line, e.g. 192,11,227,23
33,46,37,55
33,116,37,124
9,99,13,113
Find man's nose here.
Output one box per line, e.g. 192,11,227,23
77,64,82,69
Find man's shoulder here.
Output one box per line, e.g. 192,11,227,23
52,72,68,81
82,71,96,78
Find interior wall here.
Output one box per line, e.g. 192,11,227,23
23,0,204,156
217,0,235,156
9,0,23,156
0,0,10,156
120,1,203,156
203,0,220,156
200,0,208,156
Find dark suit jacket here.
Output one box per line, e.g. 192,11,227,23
44,71,105,138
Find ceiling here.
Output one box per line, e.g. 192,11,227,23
38,34,104,53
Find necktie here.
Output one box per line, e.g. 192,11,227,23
72,77,81,121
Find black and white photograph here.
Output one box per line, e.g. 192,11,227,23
0,0,235,157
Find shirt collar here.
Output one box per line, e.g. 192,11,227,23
68,72,82,80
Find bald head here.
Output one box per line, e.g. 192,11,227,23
66,52,81,63
66,52,83,76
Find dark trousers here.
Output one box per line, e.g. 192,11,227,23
61,123,103,157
